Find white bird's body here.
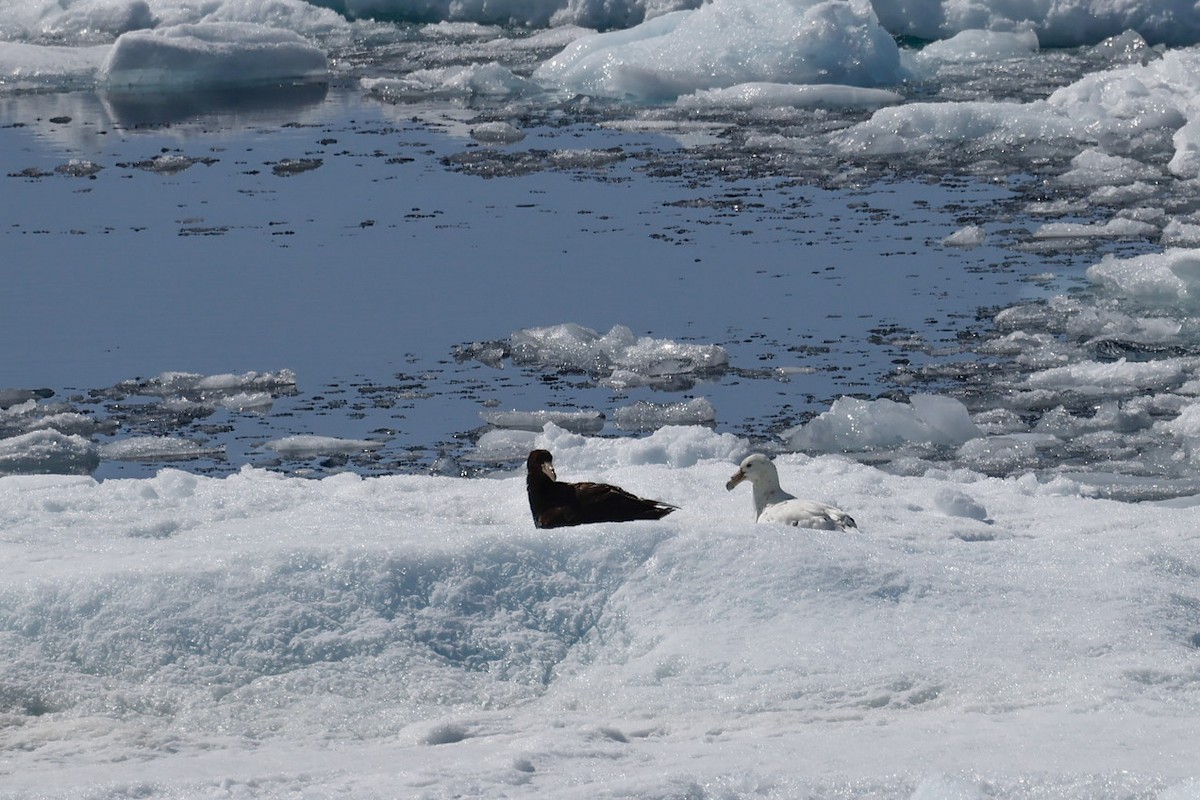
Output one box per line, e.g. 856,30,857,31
726,453,857,530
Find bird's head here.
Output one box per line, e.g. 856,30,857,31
527,449,557,482
725,453,776,491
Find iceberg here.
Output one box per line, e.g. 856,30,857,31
783,394,982,452
534,0,904,102
99,22,328,89
0,430,100,476
264,435,385,456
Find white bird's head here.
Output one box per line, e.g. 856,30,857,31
725,453,778,491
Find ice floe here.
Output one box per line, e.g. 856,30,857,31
534,0,905,102
99,22,328,89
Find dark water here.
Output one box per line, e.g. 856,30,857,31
0,84,1124,479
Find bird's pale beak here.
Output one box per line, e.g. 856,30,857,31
725,470,745,491
542,463,557,481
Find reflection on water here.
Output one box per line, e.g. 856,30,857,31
101,81,330,129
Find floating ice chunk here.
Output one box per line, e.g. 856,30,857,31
1032,218,1158,240
333,0,693,29
99,22,328,89
612,398,716,431
1058,149,1161,187
420,21,504,39
942,224,986,248
784,394,981,452
0,42,110,90
1161,220,1200,247
600,368,697,391
837,49,1200,159
472,427,540,462
956,435,1042,475
265,435,384,456
510,322,627,373
16,411,117,437
1087,249,1200,308
101,437,225,462
972,408,1028,436
874,0,1200,47
0,388,54,410
217,392,275,412
0,430,99,476
120,369,297,398
1045,50,1196,138
363,63,537,100
1026,198,1089,216
509,323,727,378
908,28,1038,73
54,158,104,177
548,149,626,168
534,0,904,102
1024,358,1194,395
1035,401,1149,437
470,121,525,144
1087,182,1157,206
621,334,727,373
480,409,606,434
832,99,1078,156
7,0,349,40
1170,117,1200,178
1159,401,1200,447
39,0,156,39
675,82,902,111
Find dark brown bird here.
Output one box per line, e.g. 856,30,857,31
525,449,677,528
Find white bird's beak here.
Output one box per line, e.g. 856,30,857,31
725,469,745,491
542,463,557,481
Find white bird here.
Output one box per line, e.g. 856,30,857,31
725,453,857,530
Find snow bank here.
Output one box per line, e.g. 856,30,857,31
3,425,1200,797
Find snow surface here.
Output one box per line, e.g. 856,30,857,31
3,425,1200,797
